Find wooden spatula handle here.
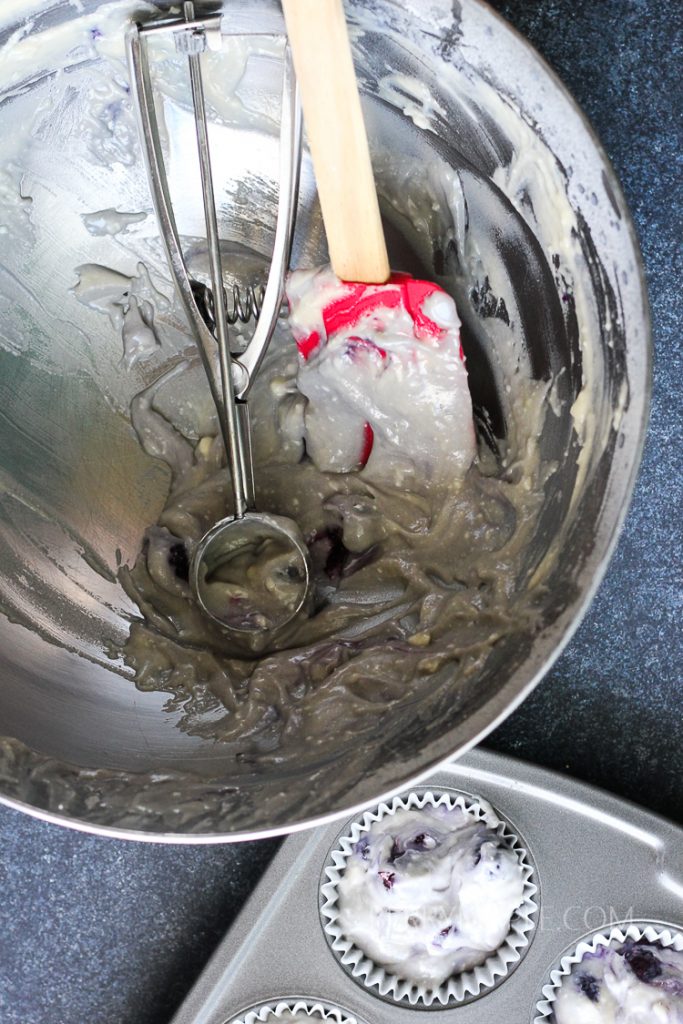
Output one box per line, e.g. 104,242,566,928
282,0,390,284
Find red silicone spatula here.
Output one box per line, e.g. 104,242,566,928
281,0,475,477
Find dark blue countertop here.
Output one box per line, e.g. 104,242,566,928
0,2,680,1023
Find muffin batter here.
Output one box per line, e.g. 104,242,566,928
553,941,683,1023
118,265,550,755
335,804,525,985
245,1015,337,1024
234,1013,340,1024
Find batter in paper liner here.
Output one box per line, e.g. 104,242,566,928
238,1015,340,1024
335,804,525,985
119,265,551,755
553,941,683,1024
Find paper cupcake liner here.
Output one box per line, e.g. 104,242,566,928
534,920,683,1022
226,997,361,1024
320,787,538,1007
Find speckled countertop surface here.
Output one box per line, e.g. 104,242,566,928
0,2,680,1023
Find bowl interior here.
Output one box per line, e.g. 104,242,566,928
0,0,648,837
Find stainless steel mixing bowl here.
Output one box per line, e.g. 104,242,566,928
0,0,650,840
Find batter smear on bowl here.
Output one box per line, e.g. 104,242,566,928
119,258,551,754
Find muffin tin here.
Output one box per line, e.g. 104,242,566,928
169,749,683,1024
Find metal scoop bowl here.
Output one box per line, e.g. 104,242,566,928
191,512,309,633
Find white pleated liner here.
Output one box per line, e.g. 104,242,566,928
320,789,538,1007
228,998,359,1024
534,921,683,1023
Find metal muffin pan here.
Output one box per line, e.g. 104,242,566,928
170,749,683,1024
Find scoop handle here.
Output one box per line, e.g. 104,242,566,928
282,0,390,284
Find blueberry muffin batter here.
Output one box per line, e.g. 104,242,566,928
553,941,683,1023
335,803,525,985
